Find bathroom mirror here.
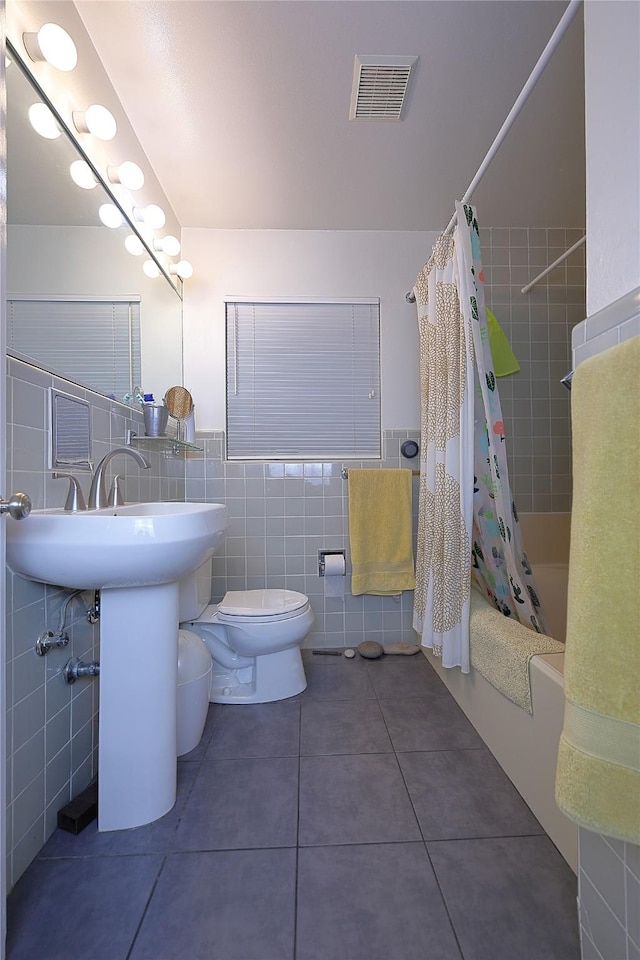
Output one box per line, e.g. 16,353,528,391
6,43,184,402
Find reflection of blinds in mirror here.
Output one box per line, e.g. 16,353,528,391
8,298,141,401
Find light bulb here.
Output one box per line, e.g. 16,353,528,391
107,161,145,191
98,203,124,228
28,102,61,139
144,204,166,229
125,235,145,256
153,235,181,257
169,260,194,280
143,260,161,279
69,160,97,189
132,204,166,229
73,104,117,141
23,23,77,71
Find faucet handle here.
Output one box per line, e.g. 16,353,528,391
52,473,87,512
107,475,125,507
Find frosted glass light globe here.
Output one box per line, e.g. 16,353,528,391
108,161,145,191
98,203,124,228
153,235,181,257
24,23,78,72
143,260,161,279
73,104,117,141
125,235,145,256
70,160,97,189
28,102,61,139
169,260,194,280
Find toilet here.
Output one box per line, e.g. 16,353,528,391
179,560,313,703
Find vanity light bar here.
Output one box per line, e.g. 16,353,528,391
18,27,180,284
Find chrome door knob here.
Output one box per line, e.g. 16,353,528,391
0,492,32,520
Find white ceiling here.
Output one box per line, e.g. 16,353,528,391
75,0,585,232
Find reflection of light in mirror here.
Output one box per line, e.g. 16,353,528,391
28,102,61,139
73,104,117,141
143,260,161,279
133,204,166,229
108,161,145,191
69,159,97,189
98,203,124,228
153,235,181,257
169,260,194,280
23,23,78,72
125,235,145,256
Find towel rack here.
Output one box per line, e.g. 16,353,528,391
341,468,420,479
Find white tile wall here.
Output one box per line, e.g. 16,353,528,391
482,226,586,514
182,431,421,651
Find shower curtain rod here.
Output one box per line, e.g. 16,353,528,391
405,0,583,305
521,234,586,293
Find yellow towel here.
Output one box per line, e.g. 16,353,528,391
486,307,520,377
470,587,564,713
555,335,640,844
348,469,415,596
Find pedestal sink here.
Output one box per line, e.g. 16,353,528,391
7,501,228,832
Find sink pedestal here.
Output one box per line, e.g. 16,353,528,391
98,582,179,831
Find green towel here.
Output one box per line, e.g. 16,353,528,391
555,335,640,844
486,307,520,377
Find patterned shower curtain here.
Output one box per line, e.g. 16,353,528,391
412,201,545,672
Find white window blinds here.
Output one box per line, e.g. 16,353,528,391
8,298,141,402
226,300,381,460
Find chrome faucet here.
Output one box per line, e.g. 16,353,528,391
88,447,151,509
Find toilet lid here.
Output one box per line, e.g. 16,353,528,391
218,589,308,618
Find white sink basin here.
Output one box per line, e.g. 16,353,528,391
6,501,227,590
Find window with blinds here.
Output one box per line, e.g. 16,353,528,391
226,300,381,460
8,298,141,402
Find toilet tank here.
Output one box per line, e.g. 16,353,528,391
178,558,212,620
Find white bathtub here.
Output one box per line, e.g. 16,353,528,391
423,516,576,872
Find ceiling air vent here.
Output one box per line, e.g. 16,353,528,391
349,55,418,121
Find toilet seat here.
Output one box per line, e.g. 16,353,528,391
217,589,309,624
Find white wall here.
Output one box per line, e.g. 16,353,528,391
182,229,438,431
584,0,640,315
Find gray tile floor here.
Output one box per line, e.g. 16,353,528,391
7,652,581,960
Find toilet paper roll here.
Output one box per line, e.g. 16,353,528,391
324,553,346,599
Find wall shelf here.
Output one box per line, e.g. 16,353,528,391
126,430,202,454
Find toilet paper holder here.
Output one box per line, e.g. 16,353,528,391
318,549,346,577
